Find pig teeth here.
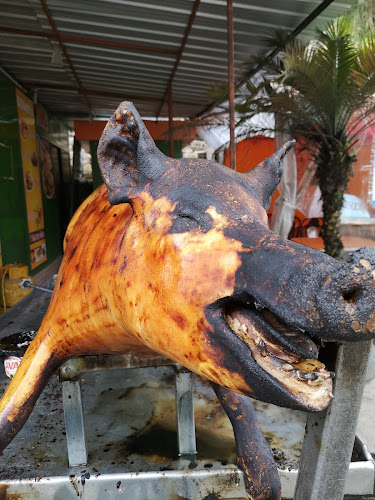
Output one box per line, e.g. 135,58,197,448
307,377,324,386
299,371,319,380
226,316,242,332
259,339,268,357
226,315,248,334
282,363,294,371
225,313,331,387
297,371,324,385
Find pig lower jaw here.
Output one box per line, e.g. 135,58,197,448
225,313,333,407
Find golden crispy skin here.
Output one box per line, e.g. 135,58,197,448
0,183,252,437
61,184,250,391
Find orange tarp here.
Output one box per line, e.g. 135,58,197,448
223,136,279,213
223,136,275,173
223,135,375,219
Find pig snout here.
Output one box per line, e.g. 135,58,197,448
314,247,375,341
238,235,375,342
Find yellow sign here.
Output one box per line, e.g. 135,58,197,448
16,89,47,269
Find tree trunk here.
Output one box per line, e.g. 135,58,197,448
315,145,353,260
320,185,345,260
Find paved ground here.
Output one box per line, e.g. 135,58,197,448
357,376,375,454
356,343,375,454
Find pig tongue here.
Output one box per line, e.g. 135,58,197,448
228,306,319,360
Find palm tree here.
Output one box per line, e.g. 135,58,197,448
235,18,375,259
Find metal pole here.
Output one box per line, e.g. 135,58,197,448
0,26,178,55
199,0,336,119
227,0,236,170
294,341,372,500
156,0,201,119
168,85,175,158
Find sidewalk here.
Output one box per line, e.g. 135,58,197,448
357,376,375,454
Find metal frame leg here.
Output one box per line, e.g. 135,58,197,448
175,369,197,456
61,379,88,467
60,356,196,465
294,340,372,500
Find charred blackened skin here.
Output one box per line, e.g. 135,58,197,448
0,351,62,452
1,102,375,500
213,384,281,500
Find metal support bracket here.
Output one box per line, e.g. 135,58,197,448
61,378,87,467
294,340,372,500
60,355,197,467
174,368,197,457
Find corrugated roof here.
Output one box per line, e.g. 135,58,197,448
0,0,356,122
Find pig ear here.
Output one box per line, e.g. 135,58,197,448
97,102,167,205
245,140,295,211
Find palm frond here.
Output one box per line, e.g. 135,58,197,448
352,35,375,94
261,29,290,51
203,18,375,170
205,83,230,102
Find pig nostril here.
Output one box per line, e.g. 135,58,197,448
342,288,361,304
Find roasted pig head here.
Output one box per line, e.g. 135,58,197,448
0,101,375,454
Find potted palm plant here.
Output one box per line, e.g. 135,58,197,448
234,17,375,259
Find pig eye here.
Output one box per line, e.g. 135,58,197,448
170,213,200,233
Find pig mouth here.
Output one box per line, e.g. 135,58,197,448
220,298,334,409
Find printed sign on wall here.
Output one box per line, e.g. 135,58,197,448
39,138,55,199
16,88,47,269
